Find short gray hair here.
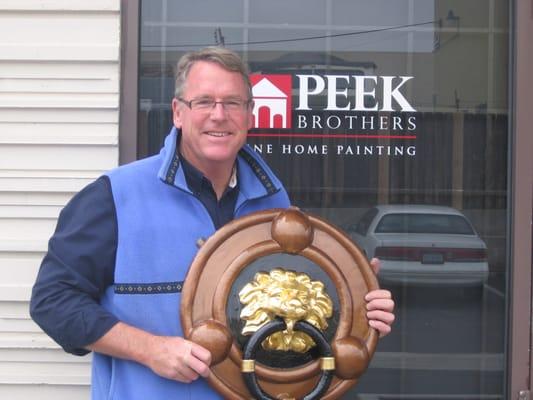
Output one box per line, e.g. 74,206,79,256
174,47,252,99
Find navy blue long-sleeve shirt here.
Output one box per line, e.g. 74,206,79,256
30,176,119,355
30,158,239,355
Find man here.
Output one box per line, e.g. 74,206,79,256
30,47,394,399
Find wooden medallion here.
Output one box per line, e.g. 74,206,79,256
181,207,379,399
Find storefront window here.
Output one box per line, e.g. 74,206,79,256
139,1,509,398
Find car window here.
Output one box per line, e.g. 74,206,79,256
355,208,379,236
374,213,475,235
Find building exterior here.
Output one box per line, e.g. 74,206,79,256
0,0,531,399
0,1,120,398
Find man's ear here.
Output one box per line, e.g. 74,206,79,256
172,98,182,128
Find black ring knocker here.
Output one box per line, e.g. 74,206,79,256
242,319,335,400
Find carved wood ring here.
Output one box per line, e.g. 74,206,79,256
181,207,379,399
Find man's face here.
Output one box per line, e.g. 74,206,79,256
172,61,253,173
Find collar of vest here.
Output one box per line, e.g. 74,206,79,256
157,127,282,200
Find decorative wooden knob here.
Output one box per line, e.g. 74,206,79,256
189,319,233,366
332,336,370,380
271,207,314,254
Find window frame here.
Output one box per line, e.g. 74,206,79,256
507,0,533,398
119,0,140,164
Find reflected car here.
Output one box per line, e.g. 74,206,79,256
347,205,489,287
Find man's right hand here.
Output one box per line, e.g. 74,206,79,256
87,322,212,383
146,335,212,382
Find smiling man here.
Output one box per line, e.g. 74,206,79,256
172,60,252,197
30,47,394,400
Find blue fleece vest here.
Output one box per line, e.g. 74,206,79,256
92,129,290,399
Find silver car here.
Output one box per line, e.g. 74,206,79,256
348,205,489,287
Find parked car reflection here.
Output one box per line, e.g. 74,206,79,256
347,205,489,287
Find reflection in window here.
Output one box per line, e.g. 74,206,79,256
375,213,475,235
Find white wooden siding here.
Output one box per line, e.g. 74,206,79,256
0,0,120,398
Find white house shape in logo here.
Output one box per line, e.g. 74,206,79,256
252,78,288,129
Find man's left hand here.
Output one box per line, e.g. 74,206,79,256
365,258,395,337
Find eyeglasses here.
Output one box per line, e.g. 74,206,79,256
177,97,251,113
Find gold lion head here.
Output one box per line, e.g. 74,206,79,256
238,268,333,353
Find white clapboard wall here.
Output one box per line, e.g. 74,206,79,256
0,0,120,398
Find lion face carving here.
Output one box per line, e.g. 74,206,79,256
238,268,333,353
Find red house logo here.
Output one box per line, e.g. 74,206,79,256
250,74,292,129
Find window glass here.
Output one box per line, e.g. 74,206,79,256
354,207,379,236
249,0,327,24
139,1,509,398
167,0,244,22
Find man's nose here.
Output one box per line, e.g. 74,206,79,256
209,102,227,119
